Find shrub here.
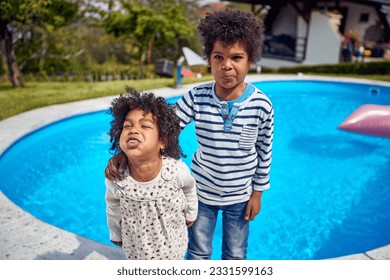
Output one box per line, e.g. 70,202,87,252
278,61,390,75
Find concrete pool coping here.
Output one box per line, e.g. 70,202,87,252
1,74,389,260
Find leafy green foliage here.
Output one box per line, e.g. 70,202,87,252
0,0,80,85
0,0,79,27
1,0,202,84
102,1,195,77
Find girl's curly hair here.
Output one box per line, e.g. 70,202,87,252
198,9,265,63
107,87,183,159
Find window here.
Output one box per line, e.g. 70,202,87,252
359,13,369,23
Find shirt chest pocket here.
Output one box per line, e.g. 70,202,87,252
239,125,258,150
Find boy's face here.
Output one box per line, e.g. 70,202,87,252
119,108,164,162
209,40,253,100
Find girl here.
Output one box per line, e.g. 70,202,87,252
105,87,198,260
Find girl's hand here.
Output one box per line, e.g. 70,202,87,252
186,220,195,227
111,240,123,247
104,152,127,181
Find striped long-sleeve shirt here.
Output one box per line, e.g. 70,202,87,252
175,82,274,206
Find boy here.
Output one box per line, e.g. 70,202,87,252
105,9,274,260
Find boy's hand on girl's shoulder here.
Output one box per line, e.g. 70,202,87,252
244,191,262,221
104,152,127,181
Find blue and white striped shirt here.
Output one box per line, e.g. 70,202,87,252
176,82,274,206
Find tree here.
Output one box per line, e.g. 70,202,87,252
102,0,194,78
0,0,79,87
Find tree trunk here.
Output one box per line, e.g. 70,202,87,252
0,19,21,87
147,34,155,65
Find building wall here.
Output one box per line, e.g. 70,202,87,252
273,5,298,36
258,57,300,69
304,11,342,65
341,2,379,41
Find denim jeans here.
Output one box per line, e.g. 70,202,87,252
187,201,249,260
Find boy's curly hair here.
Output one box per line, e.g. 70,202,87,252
108,87,183,159
198,9,265,63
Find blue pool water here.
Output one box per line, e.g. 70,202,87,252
1,79,390,260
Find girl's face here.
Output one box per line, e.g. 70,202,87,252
209,40,253,101
119,108,164,162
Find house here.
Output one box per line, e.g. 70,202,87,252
222,0,390,68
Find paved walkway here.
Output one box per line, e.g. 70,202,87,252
1,74,389,260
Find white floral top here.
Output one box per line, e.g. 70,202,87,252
105,157,198,260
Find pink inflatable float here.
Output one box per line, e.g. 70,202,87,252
338,104,390,138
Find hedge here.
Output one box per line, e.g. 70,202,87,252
277,61,390,75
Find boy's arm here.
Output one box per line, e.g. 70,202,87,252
253,106,274,192
104,152,127,181
247,105,274,221
175,90,196,129
105,179,122,245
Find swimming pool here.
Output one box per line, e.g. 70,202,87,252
0,79,389,260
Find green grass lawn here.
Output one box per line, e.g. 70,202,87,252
1,74,389,120
0,76,213,120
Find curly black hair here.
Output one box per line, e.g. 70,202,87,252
107,87,183,159
197,9,265,63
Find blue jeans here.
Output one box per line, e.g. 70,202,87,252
187,201,249,260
